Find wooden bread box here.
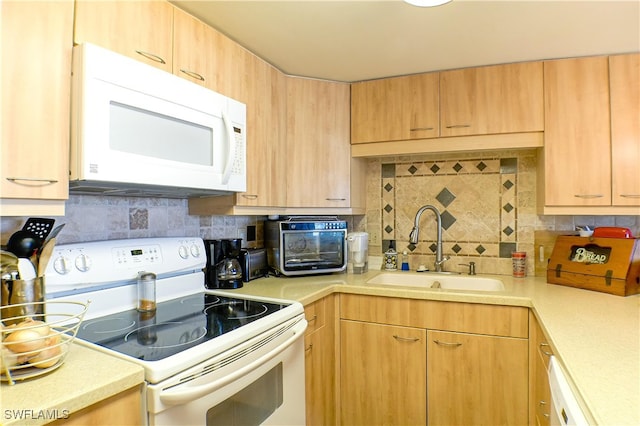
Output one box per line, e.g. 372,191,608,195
547,236,640,296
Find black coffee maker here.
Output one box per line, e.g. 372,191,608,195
204,239,243,289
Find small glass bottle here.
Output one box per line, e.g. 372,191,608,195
137,271,157,312
401,250,410,271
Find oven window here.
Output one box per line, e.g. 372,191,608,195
282,230,345,271
206,363,283,425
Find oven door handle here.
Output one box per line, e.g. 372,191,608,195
158,329,303,405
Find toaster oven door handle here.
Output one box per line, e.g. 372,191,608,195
221,108,235,185
158,325,304,405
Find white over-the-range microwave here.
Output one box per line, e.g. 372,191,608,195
69,43,247,198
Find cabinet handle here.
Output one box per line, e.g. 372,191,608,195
433,340,462,347
620,194,640,198
410,127,434,132
135,50,166,64
6,177,58,186
445,124,471,129
433,340,462,348
539,342,553,357
574,194,604,199
305,343,313,352
539,400,548,406
180,69,205,81
241,194,259,200
325,198,346,201
307,314,317,323
393,335,420,342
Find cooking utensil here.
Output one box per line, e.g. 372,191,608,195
6,230,42,258
17,258,36,281
21,217,55,241
43,223,65,244
37,237,56,277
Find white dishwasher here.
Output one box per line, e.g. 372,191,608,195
548,356,590,425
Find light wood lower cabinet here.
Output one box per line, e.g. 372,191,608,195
427,330,528,426
339,294,529,426
340,320,427,426
304,296,337,426
530,312,554,426
48,385,142,425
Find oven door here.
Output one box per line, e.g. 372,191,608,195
146,315,306,426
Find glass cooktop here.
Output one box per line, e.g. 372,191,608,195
75,293,288,361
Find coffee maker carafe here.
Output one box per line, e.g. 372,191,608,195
204,239,243,289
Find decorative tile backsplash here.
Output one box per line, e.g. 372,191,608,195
366,149,639,276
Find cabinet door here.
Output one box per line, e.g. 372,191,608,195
238,55,287,207
304,297,336,426
610,53,640,206
351,73,439,143
286,77,351,208
340,320,427,426
1,0,72,202
427,330,528,426
74,0,173,72
440,62,543,136
543,57,611,206
172,7,216,87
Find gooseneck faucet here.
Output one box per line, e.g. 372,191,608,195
409,205,449,272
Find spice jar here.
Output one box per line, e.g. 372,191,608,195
512,252,526,278
137,271,157,312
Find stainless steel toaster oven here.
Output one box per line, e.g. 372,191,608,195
264,217,347,276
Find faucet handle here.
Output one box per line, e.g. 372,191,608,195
458,262,476,275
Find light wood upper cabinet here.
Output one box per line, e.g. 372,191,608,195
427,330,529,426
1,0,73,214
440,61,544,137
286,77,351,208
351,73,439,143
543,56,613,207
610,53,640,205
74,0,173,72
340,320,427,426
172,7,217,87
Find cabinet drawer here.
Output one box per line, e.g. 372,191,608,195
304,298,327,335
340,294,528,338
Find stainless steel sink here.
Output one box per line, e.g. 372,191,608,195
366,272,505,292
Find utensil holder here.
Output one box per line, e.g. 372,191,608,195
1,276,45,325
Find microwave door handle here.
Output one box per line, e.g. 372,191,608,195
220,109,235,185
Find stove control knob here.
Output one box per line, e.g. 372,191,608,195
53,256,72,275
190,244,201,258
178,245,189,259
75,253,92,272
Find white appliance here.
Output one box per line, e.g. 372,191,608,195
69,43,247,198
548,356,589,426
45,237,306,425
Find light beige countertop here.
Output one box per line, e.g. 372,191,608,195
220,270,640,426
1,270,637,425
0,344,144,426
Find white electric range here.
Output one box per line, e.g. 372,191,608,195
45,237,307,426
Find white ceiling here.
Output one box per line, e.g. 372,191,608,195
171,0,640,82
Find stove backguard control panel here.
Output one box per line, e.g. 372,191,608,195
45,237,205,295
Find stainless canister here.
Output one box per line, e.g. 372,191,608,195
1,276,45,324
